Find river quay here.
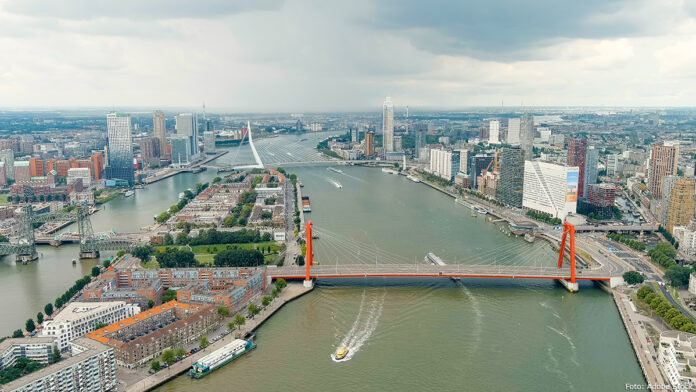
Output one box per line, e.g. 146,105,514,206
613,291,666,388
124,282,313,392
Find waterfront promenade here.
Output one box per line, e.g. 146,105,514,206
613,291,667,388
124,282,313,392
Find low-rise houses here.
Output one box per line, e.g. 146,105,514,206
83,267,267,313
40,301,140,350
85,301,218,368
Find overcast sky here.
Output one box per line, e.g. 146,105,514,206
1,0,695,111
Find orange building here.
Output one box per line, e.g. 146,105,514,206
91,152,104,180
29,157,44,177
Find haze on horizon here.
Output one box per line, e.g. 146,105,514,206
1,0,695,111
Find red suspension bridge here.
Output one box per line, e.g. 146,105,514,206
268,221,623,292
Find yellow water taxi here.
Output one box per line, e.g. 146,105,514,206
335,347,348,360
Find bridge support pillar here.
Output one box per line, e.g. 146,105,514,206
304,221,313,287
79,251,100,260
16,251,38,264
558,279,579,292
557,222,578,292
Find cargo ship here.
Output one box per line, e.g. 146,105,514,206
189,339,255,379
302,196,311,212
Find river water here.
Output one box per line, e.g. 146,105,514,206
0,134,645,391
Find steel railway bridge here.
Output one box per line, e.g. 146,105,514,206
0,205,139,262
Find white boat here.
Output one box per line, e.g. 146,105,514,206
381,168,397,174
178,192,185,200
407,175,421,183
327,167,343,174
124,190,134,197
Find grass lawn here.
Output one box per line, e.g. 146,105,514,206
141,260,160,269
0,195,9,204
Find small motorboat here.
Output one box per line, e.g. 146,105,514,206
335,347,348,361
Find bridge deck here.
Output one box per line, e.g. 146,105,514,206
268,264,612,281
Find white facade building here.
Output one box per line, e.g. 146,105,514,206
522,160,579,220
175,113,199,159
489,120,500,144
429,149,460,181
507,118,521,145
40,301,139,350
675,222,696,258
67,167,91,187
382,97,394,153
658,331,696,392
2,338,116,392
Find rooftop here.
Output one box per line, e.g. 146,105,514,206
0,337,55,355
85,301,197,345
45,301,127,324
0,338,112,392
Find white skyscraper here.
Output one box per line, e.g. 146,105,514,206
175,113,199,159
489,120,500,144
382,97,394,153
507,118,521,145
523,160,579,220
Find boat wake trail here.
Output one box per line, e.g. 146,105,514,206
332,290,385,363
458,282,483,356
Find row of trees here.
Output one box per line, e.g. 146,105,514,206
156,183,209,223
12,193,68,203
462,189,505,208
658,226,680,249
637,285,696,333
188,228,271,246
213,249,265,267
607,232,646,251
525,210,563,226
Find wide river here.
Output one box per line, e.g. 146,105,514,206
0,133,644,391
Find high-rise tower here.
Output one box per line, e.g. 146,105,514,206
105,113,134,185
153,110,166,158
382,97,394,153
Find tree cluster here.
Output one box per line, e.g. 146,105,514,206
155,248,197,268
214,249,265,267
637,285,696,333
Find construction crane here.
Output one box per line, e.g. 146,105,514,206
479,148,502,196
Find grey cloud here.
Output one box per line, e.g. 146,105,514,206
2,0,283,20
361,0,682,61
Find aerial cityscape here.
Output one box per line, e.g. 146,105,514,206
2,1,696,392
